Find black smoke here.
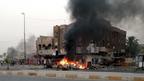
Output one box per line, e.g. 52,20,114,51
64,0,144,58
68,0,144,22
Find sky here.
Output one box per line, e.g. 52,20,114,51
0,0,70,54
0,0,143,55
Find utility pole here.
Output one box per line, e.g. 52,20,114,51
21,12,26,62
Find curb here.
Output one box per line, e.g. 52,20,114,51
65,74,77,79
0,70,143,81
46,73,56,77
89,75,100,80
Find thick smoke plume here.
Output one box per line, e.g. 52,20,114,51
17,35,36,55
65,0,144,57
6,36,36,59
7,47,17,59
68,0,144,22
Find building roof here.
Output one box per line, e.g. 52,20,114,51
111,26,126,35
39,36,53,38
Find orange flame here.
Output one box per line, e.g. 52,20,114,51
58,57,87,69
59,57,69,65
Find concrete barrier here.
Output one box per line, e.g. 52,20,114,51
134,77,144,81
0,70,143,81
65,74,77,79
107,76,122,80
6,71,13,75
46,73,56,77
28,72,37,76
89,75,100,80
17,72,24,76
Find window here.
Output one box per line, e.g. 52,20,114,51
39,45,41,50
92,58,98,64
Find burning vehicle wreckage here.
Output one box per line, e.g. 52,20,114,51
56,57,87,70
43,55,88,70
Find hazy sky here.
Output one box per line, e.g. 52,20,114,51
0,0,70,54
0,0,143,55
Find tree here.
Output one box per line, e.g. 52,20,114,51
126,36,140,57
139,44,144,54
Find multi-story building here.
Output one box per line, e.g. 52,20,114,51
53,25,126,54
74,26,126,65
53,25,68,54
36,36,54,65
75,26,126,54
53,24,126,66
36,36,54,55
36,24,126,66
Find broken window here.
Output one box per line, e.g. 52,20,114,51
48,44,52,49
39,44,41,50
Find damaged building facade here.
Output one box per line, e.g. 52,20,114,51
36,36,53,55
36,25,68,64
36,36,54,64
36,24,126,66
75,26,126,55
53,25,68,55
53,24,126,66
74,26,126,66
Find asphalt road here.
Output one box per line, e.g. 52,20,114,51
0,75,93,81
0,65,44,70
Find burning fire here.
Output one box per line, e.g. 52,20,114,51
59,57,69,65
58,57,87,70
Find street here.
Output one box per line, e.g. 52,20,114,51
0,65,44,70
0,75,93,81
0,64,143,73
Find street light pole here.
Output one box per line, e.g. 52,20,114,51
21,12,26,62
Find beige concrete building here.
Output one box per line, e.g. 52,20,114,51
36,36,54,55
